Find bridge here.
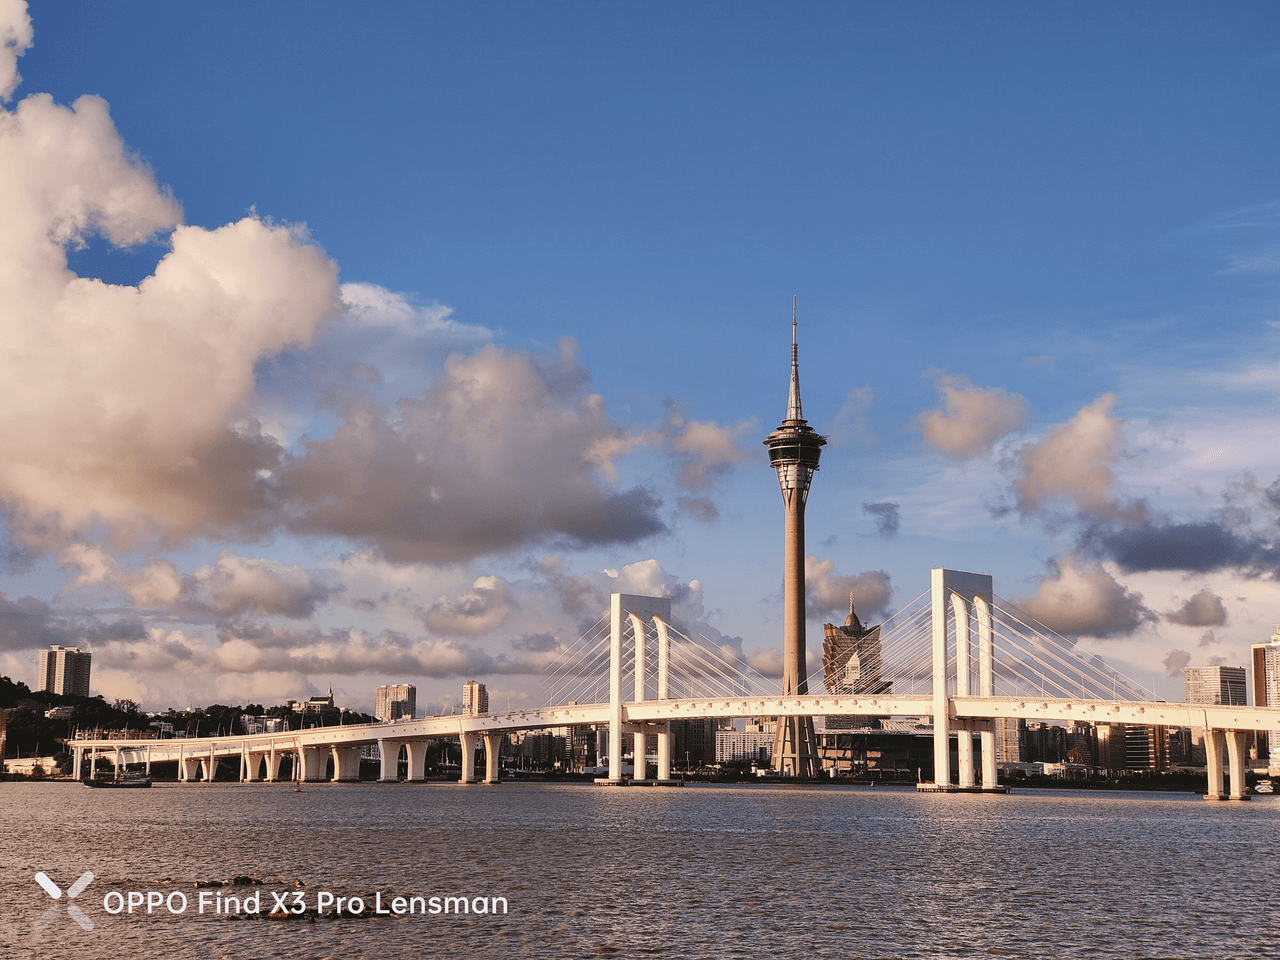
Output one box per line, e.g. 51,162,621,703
72,569,1280,800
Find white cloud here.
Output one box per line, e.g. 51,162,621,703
420,576,515,636
0,0,32,101
1014,557,1155,639
0,80,340,549
804,556,893,621
1164,588,1228,628
1011,394,1128,520
919,373,1029,459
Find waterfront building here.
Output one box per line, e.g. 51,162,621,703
1024,722,1068,764
36,645,91,697
1122,724,1169,771
1185,664,1248,764
1065,720,1097,767
1095,723,1128,772
669,717,716,767
565,724,598,772
376,683,417,722
994,717,1025,763
1250,626,1280,764
716,727,775,764
1166,726,1193,766
1184,665,1247,706
462,680,489,715
763,304,825,776
817,719,935,780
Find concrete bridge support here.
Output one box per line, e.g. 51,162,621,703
299,745,327,782
1204,728,1252,801
405,740,430,781
379,739,405,781
460,732,479,783
245,752,267,781
331,745,362,781
266,747,284,782
482,732,502,783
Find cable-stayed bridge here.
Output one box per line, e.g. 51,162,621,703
72,569,1280,800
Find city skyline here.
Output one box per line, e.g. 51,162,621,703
1,2,1279,714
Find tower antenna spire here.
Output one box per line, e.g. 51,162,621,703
787,296,803,422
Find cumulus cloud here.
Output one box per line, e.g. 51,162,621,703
420,576,515,636
804,556,893,621
58,545,331,620
1164,588,1229,627
919,373,1028,459
193,554,334,619
1013,557,1155,639
862,501,900,539
278,339,665,563
1163,649,1191,677
1010,394,1129,520
0,0,32,102
0,77,341,550
663,402,752,491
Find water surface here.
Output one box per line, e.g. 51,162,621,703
3,781,1275,959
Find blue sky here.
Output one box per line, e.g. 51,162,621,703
2,1,1278,712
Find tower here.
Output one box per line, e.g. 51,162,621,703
763,300,826,776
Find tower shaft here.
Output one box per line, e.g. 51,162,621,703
763,300,825,777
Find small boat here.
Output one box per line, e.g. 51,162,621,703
1254,779,1274,794
85,774,152,789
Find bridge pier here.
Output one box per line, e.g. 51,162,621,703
482,732,502,783
460,731,479,783
331,745,362,781
245,751,267,781
379,738,405,781
405,740,429,781
1204,728,1252,801
299,744,326,782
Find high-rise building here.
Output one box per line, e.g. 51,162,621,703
1184,665,1247,706
670,718,717,767
994,717,1025,763
376,684,416,721
1185,664,1248,765
1250,625,1280,761
763,303,825,777
1095,723,1128,771
37,645,91,697
462,680,489,715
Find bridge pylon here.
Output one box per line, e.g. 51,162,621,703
920,568,1004,793
597,592,677,785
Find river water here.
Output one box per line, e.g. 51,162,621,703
3,780,1276,959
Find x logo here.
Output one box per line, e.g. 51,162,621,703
34,871,95,932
